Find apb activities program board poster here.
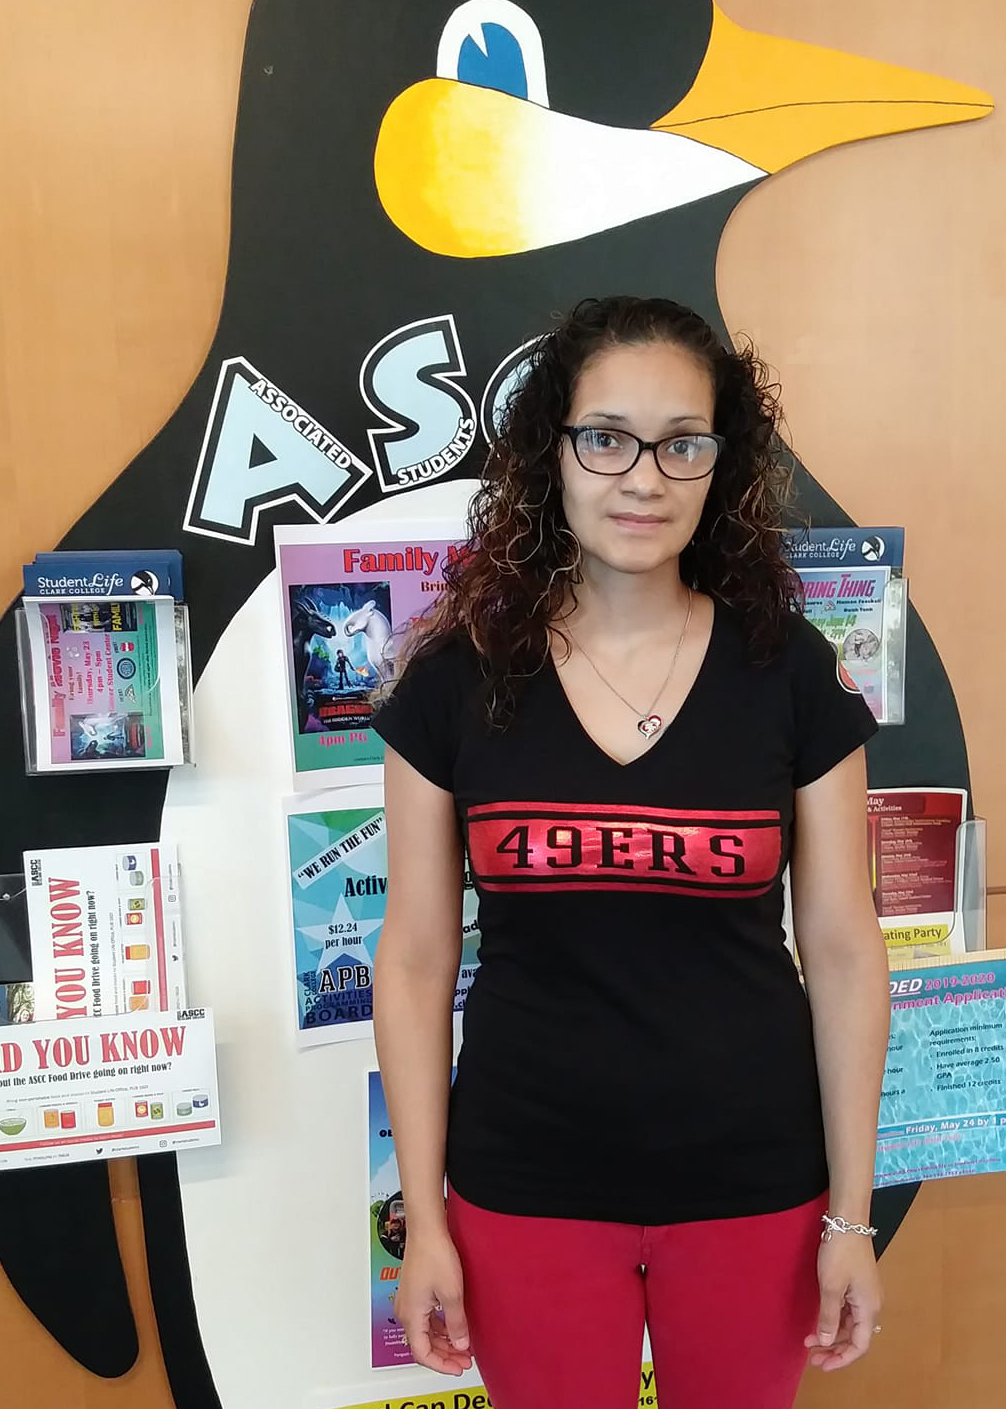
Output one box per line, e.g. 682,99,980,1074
275,520,467,789
286,792,480,1046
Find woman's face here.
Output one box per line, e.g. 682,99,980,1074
559,339,716,579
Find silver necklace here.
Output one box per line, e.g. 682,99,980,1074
566,589,693,739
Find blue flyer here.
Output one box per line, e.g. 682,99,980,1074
23,549,185,601
876,954,1006,1188
285,789,481,1047
784,526,906,723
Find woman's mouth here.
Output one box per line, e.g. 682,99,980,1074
609,513,669,531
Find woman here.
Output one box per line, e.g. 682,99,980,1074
373,296,890,1409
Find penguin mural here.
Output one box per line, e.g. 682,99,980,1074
0,2,993,1406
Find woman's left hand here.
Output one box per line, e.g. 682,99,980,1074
804,1232,883,1372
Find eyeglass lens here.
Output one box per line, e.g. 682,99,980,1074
573,427,717,478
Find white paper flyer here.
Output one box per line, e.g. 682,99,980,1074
25,843,186,1021
0,1008,219,1171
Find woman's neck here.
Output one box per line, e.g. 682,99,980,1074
559,558,691,643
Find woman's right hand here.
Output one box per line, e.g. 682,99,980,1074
394,1229,473,1376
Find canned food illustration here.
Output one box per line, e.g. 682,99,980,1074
176,1101,192,1118
150,1102,164,1121
134,1100,149,1119
97,1102,115,1128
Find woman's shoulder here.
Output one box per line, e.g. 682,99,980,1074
711,601,831,679
392,627,484,699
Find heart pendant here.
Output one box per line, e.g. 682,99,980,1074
637,714,662,739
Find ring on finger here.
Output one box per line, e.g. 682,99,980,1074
873,1324,882,1334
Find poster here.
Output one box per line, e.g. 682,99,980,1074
368,1067,461,1370
0,1008,220,1171
319,1363,659,1409
369,1068,413,1370
19,596,187,770
786,527,905,723
868,788,967,955
286,793,480,1047
25,843,187,1022
275,520,466,788
877,954,1006,1188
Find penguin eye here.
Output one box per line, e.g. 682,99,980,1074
437,1,549,106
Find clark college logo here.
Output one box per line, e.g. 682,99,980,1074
467,802,783,898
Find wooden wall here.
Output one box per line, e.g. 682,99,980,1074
0,2,1002,1405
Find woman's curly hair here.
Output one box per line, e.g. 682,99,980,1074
411,295,804,720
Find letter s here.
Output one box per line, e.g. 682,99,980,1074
360,314,477,495
709,834,745,878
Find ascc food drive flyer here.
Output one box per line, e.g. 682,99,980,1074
25,843,186,1021
0,1008,219,1171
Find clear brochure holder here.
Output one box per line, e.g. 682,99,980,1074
15,596,194,774
879,576,907,726
782,815,987,967
954,816,987,953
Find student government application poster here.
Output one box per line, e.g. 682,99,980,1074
275,520,466,789
877,953,1006,1188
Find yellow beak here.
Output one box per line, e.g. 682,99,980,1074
651,4,992,170
374,4,993,259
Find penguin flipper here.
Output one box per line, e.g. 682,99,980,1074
0,1164,138,1377
137,1154,222,1409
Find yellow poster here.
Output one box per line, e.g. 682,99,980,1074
333,1362,658,1409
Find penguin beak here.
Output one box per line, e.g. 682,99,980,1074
651,4,992,170
374,4,992,260
375,79,764,259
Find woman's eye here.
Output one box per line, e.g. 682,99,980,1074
667,437,697,459
585,429,622,451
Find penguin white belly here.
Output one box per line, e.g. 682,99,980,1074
162,480,482,1409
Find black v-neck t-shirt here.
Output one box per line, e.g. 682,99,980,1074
373,606,878,1225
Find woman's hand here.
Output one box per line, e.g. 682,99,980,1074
804,1233,883,1372
394,1229,473,1376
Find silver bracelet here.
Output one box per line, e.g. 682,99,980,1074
821,1212,878,1241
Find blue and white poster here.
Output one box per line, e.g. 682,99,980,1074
876,954,1006,1187
285,790,481,1047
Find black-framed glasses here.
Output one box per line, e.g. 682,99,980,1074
560,425,725,481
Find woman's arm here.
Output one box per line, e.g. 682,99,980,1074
791,744,889,1370
373,745,472,1374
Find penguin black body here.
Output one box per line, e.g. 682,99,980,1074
0,2,983,1402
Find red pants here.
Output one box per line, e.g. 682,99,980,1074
446,1184,828,1409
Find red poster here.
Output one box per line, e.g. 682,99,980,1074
868,789,966,919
